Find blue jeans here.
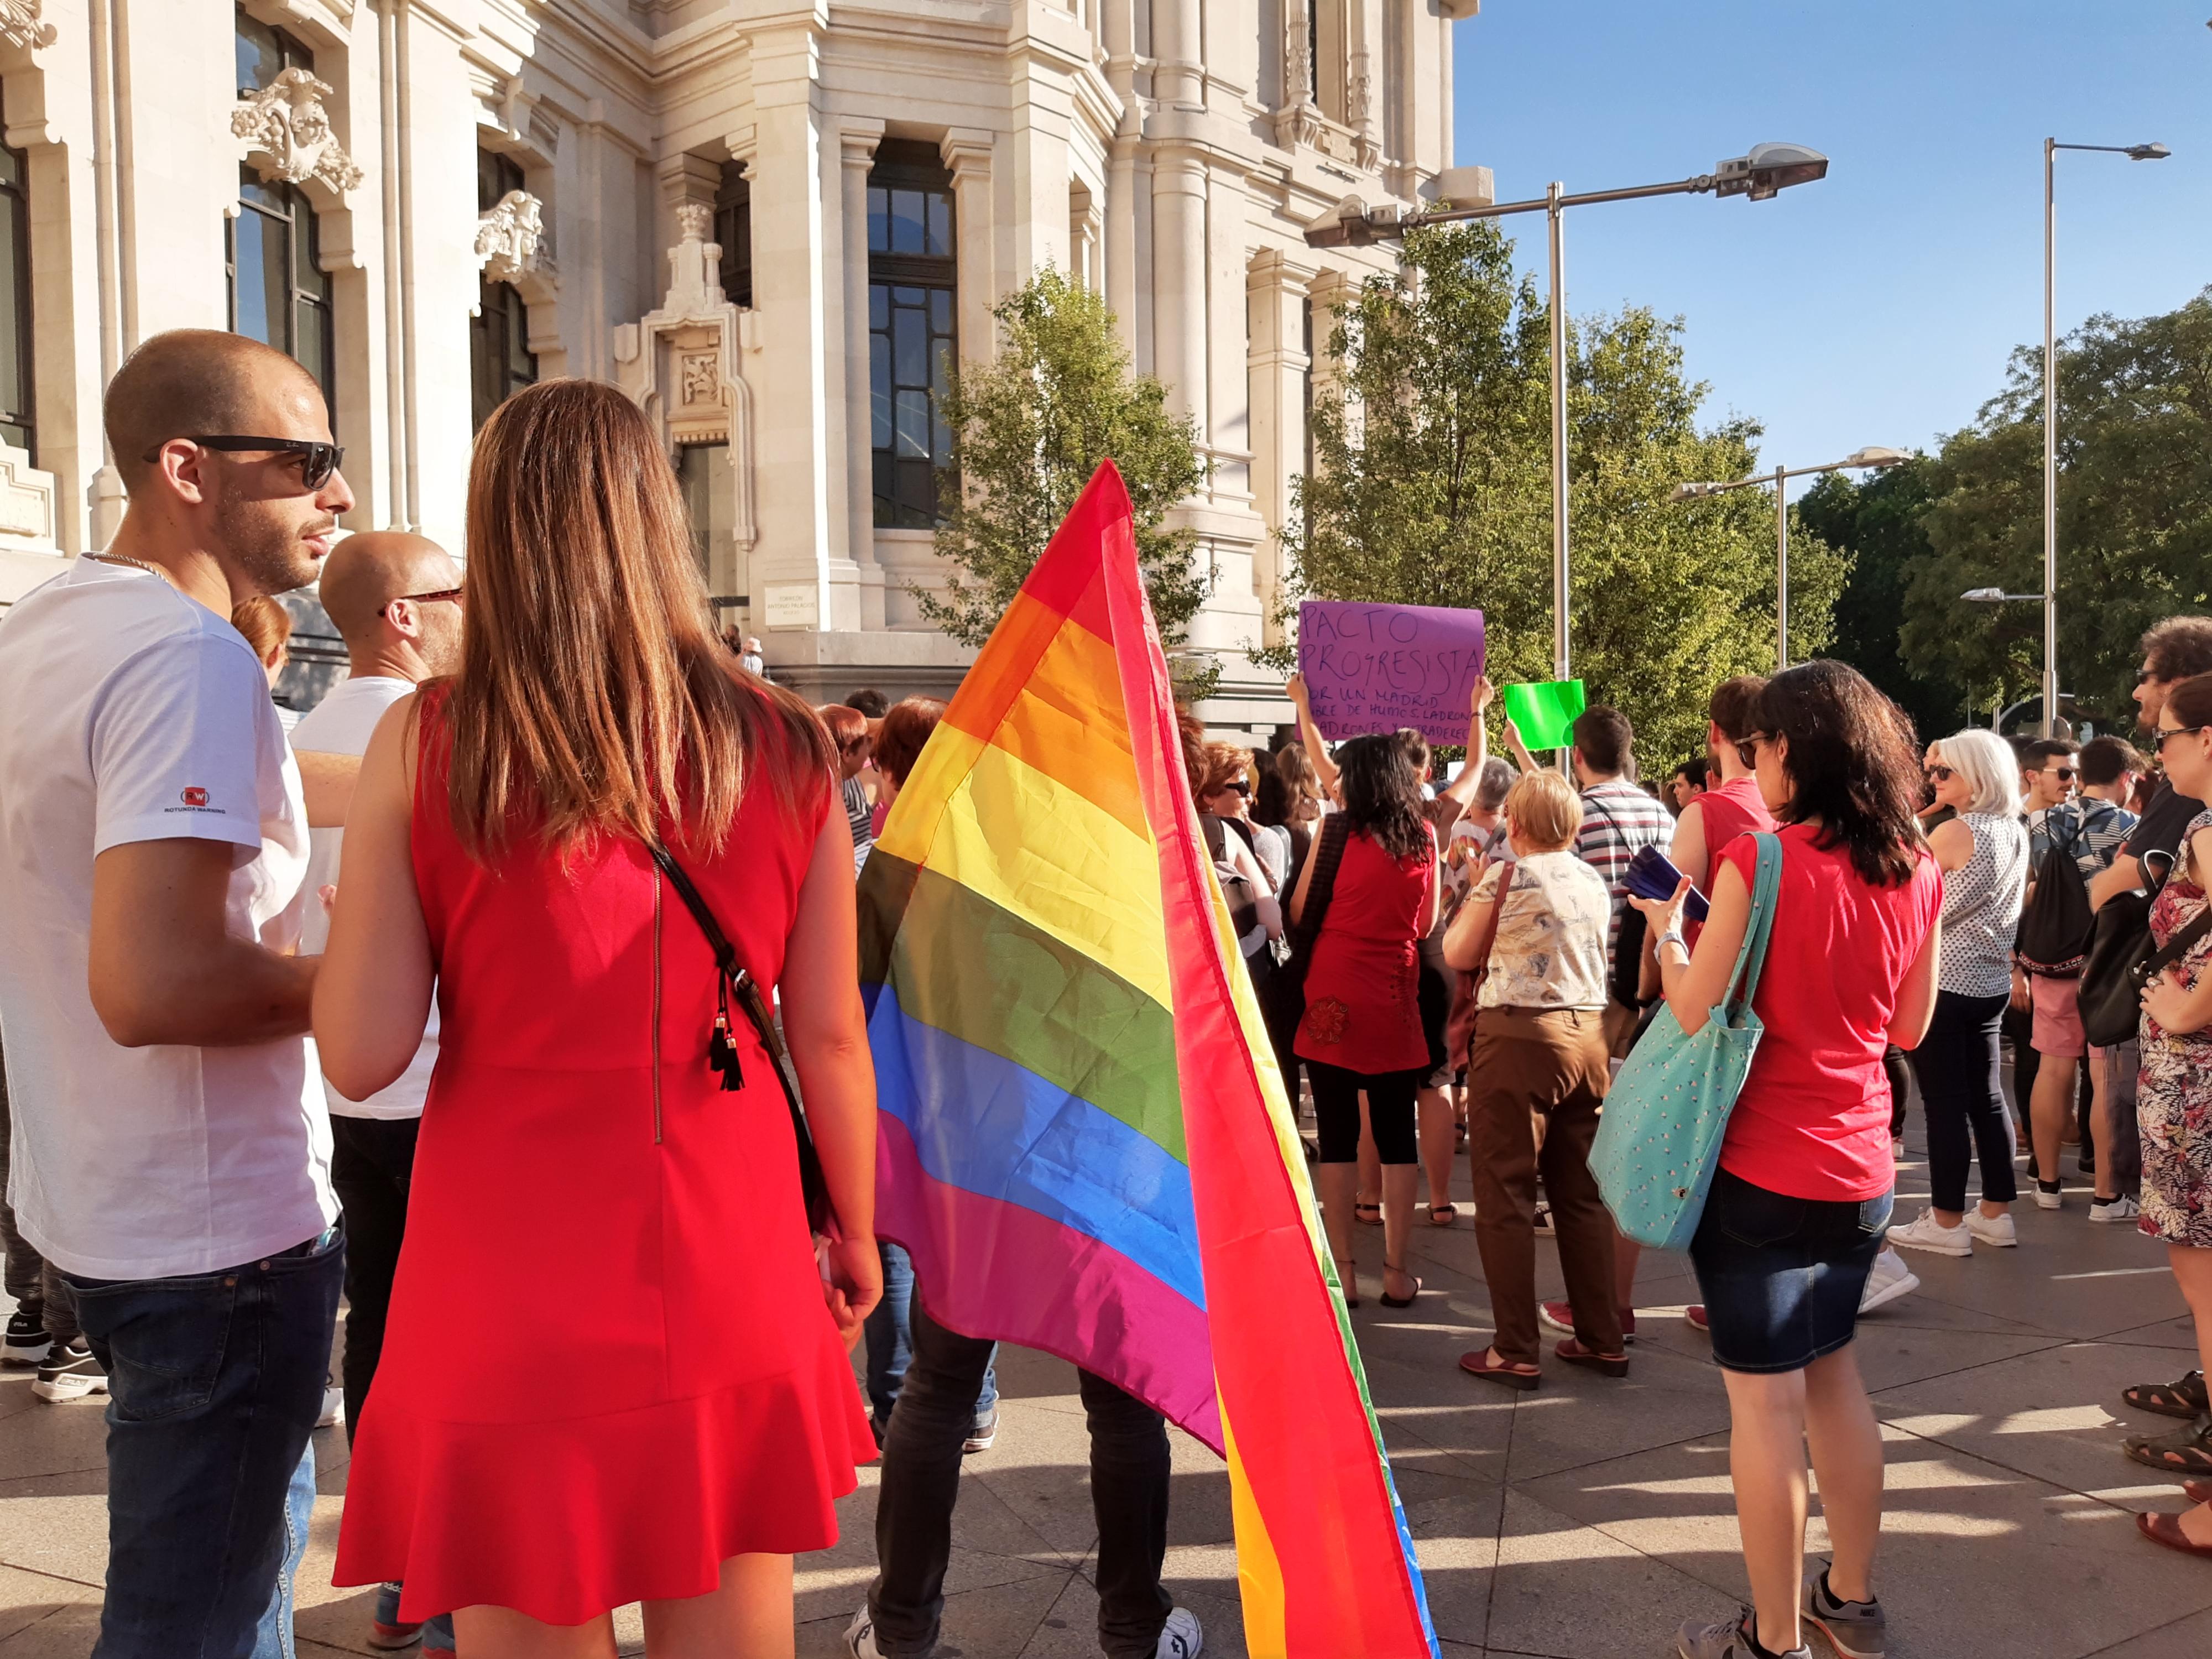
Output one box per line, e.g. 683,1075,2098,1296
62,1226,344,1659
865,1243,997,1438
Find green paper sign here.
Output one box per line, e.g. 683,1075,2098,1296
1501,679,1587,750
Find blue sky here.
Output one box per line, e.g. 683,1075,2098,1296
1450,1,2211,493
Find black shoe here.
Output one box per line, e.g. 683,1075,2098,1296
3,1310,51,1367
33,1340,107,1402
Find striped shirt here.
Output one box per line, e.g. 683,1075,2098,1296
1572,779,1673,961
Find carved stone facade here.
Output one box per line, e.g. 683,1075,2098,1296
0,2,1470,731
232,67,364,196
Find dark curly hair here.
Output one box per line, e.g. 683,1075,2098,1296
1752,660,1922,888
1334,733,1431,864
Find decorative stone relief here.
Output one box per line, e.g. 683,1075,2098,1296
232,68,364,197
474,189,551,288
1275,1,1325,150
0,442,58,550
0,1,55,53
613,205,757,549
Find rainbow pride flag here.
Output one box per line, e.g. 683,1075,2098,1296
858,462,1437,1657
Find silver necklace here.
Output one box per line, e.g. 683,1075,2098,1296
87,551,165,578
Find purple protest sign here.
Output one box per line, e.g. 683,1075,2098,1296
1296,601,1487,745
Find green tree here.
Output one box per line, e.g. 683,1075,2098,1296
919,268,1209,658
1797,461,1964,743
1276,220,1844,768
1899,291,2212,731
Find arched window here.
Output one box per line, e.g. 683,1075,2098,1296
0,103,33,458
228,12,333,406
471,150,538,430
867,141,957,528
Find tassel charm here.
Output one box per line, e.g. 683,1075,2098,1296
709,1009,745,1092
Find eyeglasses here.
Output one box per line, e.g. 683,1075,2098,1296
377,587,463,618
2040,766,2077,781
1220,779,1251,797
2156,725,2211,750
1734,731,1771,769
143,436,345,491
1925,765,1955,782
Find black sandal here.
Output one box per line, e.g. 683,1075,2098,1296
1353,1200,1383,1227
2124,1412,2212,1476
2124,1369,2209,1420
1379,1259,1424,1308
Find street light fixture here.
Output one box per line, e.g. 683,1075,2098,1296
2042,137,2172,736
1670,446,1908,670
1307,143,1830,680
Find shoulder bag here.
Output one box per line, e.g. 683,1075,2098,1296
1446,853,1512,1071
1588,831,1782,1252
648,843,836,1238
1257,812,1352,1047
2079,848,2212,1047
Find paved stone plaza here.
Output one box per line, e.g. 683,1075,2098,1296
0,1123,2205,1658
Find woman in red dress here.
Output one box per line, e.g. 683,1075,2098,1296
314,380,881,1657
1288,732,1439,1311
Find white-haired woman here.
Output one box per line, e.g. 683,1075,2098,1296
1892,728,2028,1258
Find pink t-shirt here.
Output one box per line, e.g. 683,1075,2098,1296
1717,825,1942,1201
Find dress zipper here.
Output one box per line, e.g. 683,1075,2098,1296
651,864,664,1145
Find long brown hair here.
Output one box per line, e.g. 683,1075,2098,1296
444,379,831,859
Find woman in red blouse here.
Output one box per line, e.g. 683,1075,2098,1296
1635,661,1941,1659
1288,733,1438,1312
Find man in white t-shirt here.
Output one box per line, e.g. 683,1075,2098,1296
0,330,350,1659
285,530,461,1655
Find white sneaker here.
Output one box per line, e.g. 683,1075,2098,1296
2032,1182,2062,1211
843,1606,885,1659
1964,1208,2017,1248
1859,1246,1919,1313
1892,1138,1906,1162
1154,1608,1204,1658
2089,1194,2141,1224
318,1384,346,1430
1887,1209,1973,1258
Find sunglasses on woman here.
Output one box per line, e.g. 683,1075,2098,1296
2156,724,2211,750
1925,764,1955,782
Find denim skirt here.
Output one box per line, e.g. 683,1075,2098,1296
1689,1167,1893,1374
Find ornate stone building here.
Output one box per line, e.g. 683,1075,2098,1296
0,0,1476,731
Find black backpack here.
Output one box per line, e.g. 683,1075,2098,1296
2016,812,2094,978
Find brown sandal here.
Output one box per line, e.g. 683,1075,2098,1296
2125,1413,2212,1476
1428,1203,1457,1227
2125,1369,2208,1420
1459,1349,1540,1391
1353,1200,1383,1227
2184,1478,2212,1506
2136,1510,2212,1559
1554,1338,1630,1379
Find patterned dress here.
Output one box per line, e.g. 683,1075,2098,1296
2139,808,2212,1248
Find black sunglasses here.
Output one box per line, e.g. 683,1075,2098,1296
144,436,344,491
1925,764,1955,782
1220,778,1251,797
2156,724,2212,750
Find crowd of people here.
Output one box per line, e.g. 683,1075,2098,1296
0,325,2204,1659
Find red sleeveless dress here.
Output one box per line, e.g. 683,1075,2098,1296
333,696,875,1625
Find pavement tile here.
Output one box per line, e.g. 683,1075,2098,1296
0,1567,95,1648
0,1603,98,1658
1484,1486,1726,1659
1875,1338,2208,1505
2090,1603,2212,1658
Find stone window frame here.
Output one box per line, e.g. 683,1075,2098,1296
472,149,537,430
227,11,335,409
867,140,958,530
0,92,30,461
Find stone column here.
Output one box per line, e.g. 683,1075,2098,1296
743,24,844,636
941,129,995,369
1246,249,1317,648
1152,0,1203,111
839,116,885,630
1149,143,1207,441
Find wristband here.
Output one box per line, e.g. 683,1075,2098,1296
1656,930,1688,956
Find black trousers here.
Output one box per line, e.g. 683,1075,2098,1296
1307,1062,1422,1164
869,1299,1171,1658
328,1115,421,1445
1908,990,2018,1213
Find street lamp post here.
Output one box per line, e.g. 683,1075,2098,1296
2042,137,2170,737
1306,143,1830,680
1671,447,1908,671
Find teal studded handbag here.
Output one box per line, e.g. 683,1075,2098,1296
1589,832,1782,1252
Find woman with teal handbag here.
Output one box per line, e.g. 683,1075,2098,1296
1625,664,1943,1659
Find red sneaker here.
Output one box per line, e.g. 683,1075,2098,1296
1684,1305,1710,1333
1537,1301,1635,1343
